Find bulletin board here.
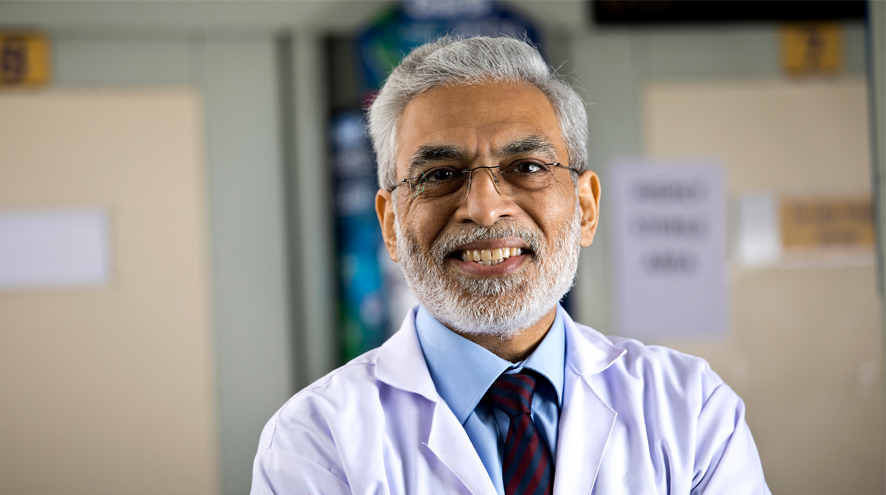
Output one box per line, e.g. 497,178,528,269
0,90,218,495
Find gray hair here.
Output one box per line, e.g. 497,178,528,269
367,35,588,191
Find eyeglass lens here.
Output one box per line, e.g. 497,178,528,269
406,162,564,200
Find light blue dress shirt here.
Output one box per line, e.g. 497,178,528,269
415,305,566,495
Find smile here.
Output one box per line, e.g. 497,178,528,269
459,247,523,266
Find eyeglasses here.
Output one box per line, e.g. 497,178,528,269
397,161,580,200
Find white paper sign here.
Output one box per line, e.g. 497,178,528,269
736,193,782,267
609,160,728,340
0,208,111,290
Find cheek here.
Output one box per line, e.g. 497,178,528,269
399,202,450,244
524,191,576,236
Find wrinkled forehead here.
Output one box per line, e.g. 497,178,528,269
394,81,566,174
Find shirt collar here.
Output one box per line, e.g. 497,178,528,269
415,305,566,424
523,305,565,406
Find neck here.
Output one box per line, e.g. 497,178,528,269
452,306,558,363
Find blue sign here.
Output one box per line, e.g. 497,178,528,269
335,1,544,360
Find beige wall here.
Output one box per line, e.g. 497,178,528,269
644,78,883,493
0,90,218,495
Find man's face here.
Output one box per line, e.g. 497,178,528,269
375,81,600,336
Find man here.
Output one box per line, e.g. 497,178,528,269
252,36,769,494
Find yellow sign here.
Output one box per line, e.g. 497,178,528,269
780,195,874,249
781,23,842,76
0,33,51,88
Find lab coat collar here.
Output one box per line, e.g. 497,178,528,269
376,306,626,399
562,310,626,376
375,306,441,403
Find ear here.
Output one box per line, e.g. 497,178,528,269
376,189,399,262
577,170,601,247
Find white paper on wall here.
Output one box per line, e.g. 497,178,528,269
609,160,728,340
736,193,782,267
0,208,111,291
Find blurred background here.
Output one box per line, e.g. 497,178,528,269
0,0,883,494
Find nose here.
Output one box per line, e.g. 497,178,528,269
459,167,517,227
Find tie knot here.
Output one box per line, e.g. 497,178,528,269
488,372,539,418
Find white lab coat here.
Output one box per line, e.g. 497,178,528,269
252,307,769,494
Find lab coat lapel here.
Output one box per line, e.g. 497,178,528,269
376,308,497,495
427,401,499,495
553,315,626,495
554,371,617,494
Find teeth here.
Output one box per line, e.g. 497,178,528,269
459,247,524,265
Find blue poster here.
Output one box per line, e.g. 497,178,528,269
335,0,544,361
358,0,543,94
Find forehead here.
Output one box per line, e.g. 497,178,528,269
395,81,564,172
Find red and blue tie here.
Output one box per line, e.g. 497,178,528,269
488,372,555,495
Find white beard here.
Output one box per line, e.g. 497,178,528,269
395,200,582,338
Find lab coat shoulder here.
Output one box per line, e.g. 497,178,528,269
251,311,478,495
596,331,726,411
252,349,387,494
564,320,770,494
564,318,723,420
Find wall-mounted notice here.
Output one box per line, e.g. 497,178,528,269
781,23,842,76
0,33,51,88
780,195,873,249
0,208,111,291
609,160,728,340
736,193,782,267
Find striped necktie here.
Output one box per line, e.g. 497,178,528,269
488,372,555,495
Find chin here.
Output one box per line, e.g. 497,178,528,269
414,269,574,339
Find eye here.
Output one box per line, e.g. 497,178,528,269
509,161,548,174
421,167,460,182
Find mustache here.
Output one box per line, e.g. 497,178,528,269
430,222,544,264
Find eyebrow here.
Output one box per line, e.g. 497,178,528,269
407,145,466,177
498,136,558,162
405,136,559,178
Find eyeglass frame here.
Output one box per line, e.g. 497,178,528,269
393,162,581,199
